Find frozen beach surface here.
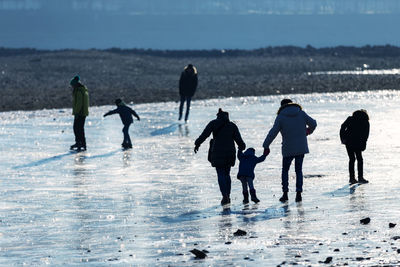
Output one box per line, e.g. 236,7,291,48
1,91,400,266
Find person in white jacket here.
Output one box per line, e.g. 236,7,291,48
263,99,317,202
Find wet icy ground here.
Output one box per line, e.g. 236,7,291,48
1,90,400,266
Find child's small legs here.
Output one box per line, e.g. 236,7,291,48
240,177,258,203
122,123,132,147
240,177,250,204
246,177,255,191
248,177,260,203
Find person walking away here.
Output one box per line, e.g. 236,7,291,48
70,75,89,151
104,99,140,149
263,99,317,202
194,108,246,205
178,64,198,122
237,148,267,204
340,110,369,184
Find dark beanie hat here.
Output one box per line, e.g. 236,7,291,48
70,75,80,86
217,108,229,120
280,99,292,106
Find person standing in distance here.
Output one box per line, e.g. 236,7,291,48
178,64,198,123
70,75,89,151
340,110,370,184
263,99,317,202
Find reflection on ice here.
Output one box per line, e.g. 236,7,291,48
310,68,400,75
1,90,400,265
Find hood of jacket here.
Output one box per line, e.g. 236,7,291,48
352,110,369,121
277,103,302,116
243,148,255,156
184,65,197,75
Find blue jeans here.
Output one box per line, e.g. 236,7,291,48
122,123,132,145
179,96,192,121
216,167,231,197
282,154,304,192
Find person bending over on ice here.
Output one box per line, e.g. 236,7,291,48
104,99,140,149
70,75,89,151
340,109,369,184
178,64,198,122
194,108,245,206
237,148,268,204
263,99,317,203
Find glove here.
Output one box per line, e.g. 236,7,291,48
263,147,270,156
194,145,199,154
306,128,312,136
103,114,107,117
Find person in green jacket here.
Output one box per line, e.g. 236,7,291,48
70,75,89,151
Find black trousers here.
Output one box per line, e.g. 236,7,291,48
346,146,363,179
178,96,192,121
122,123,132,145
73,115,86,147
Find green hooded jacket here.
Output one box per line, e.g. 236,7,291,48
72,84,89,116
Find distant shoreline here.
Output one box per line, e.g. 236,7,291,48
2,45,400,58
0,46,399,112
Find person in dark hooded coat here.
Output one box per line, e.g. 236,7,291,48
237,148,267,204
340,109,370,184
178,64,198,122
194,108,246,205
104,99,140,149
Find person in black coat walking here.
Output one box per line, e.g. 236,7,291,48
194,108,246,205
178,64,198,122
104,99,140,149
237,148,267,204
340,109,370,184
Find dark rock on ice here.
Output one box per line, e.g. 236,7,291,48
389,223,397,228
356,257,365,261
233,229,247,236
334,248,340,252
360,217,371,224
392,236,400,240
397,249,400,253
225,241,232,245
323,257,333,264
190,249,207,259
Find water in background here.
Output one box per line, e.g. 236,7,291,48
1,90,400,265
1,0,400,49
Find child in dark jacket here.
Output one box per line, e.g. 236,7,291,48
104,99,140,149
237,148,267,204
340,109,369,184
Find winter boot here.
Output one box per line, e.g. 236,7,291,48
358,177,369,184
295,192,302,202
349,176,358,184
242,191,249,204
221,195,230,206
279,192,288,202
250,189,260,203
70,143,79,150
